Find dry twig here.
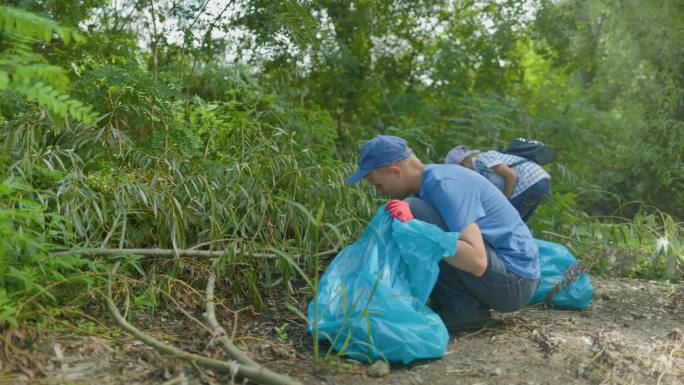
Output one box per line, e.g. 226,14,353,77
105,262,301,385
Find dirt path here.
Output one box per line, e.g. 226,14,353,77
293,277,683,385
2,277,682,385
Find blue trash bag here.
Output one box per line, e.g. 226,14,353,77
529,239,593,309
307,206,459,364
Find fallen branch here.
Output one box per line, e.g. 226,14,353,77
204,273,258,366
105,263,301,385
52,247,337,259
204,273,301,385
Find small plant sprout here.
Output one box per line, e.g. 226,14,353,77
275,323,289,342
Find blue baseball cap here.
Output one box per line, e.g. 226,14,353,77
346,135,412,184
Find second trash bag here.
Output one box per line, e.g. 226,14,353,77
308,205,460,364
528,239,593,309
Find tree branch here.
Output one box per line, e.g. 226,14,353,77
52,247,338,259
204,273,258,365
105,262,301,385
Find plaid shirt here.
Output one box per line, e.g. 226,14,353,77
473,150,550,198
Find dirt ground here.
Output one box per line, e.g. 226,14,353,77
1,277,682,385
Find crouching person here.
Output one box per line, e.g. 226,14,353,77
346,135,540,331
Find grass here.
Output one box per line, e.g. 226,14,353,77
534,190,683,281
2,113,682,342
0,95,377,331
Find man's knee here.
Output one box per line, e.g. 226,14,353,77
405,197,448,231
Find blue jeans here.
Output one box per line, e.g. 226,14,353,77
405,198,539,330
509,178,550,222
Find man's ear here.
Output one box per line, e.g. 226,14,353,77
387,165,402,178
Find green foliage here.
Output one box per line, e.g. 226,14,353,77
0,178,107,327
531,191,683,281
1,47,375,322
0,5,84,43
531,0,684,218
0,6,95,124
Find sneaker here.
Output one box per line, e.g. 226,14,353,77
437,306,500,332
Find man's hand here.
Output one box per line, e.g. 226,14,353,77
385,200,414,222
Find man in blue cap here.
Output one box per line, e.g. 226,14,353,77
347,135,540,331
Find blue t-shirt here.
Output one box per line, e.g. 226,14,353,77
418,164,540,279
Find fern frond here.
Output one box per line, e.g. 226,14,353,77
0,7,94,125
13,80,96,124
0,6,84,43
19,63,70,91
0,55,70,91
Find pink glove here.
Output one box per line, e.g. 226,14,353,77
385,200,414,222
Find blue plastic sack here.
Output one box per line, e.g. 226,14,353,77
307,207,459,364
529,239,593,309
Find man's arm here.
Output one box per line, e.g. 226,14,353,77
491,164,517,198
443,222,487,277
